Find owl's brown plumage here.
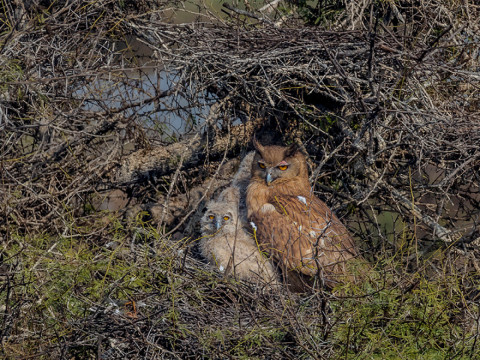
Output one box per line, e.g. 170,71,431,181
246,139,359,289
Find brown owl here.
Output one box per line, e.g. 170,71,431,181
246,139,359,289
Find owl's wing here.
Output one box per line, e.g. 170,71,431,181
252,194,358,287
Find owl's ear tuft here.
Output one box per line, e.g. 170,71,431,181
284,143,300,158
252,136,265,155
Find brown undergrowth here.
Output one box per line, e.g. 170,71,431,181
1,0,480,358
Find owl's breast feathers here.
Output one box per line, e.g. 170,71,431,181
246,177,359,287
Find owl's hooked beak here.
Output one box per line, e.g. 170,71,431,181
266,172,273,186
216,220,222,230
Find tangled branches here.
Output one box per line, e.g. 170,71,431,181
1,0,480,358
1,0,479,241
125,0,480,249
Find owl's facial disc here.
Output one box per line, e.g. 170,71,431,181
265,160,290,185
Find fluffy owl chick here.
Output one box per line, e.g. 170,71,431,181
246,138,360,289
200,185,277,284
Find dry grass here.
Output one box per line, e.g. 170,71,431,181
1,0,480,358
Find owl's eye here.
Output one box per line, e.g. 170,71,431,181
278,165,288,171
223,216,230,221
208,215,214,220
258,162,266,169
